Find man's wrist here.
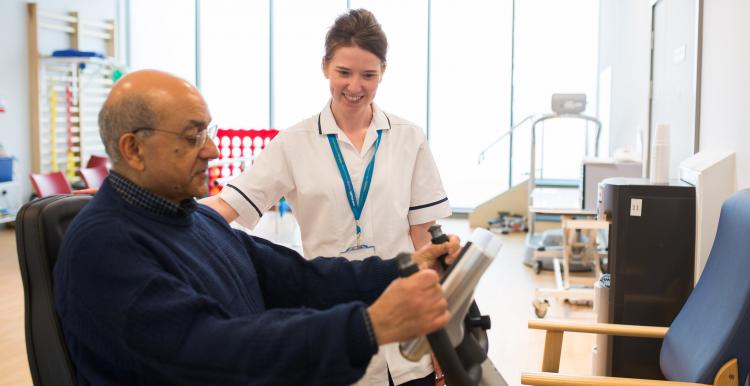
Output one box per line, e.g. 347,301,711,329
361,308,379,348
347,305,380,367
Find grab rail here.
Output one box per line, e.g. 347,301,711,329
477,114,537,164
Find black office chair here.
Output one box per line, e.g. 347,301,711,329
16,194,91,386
521,189,750,386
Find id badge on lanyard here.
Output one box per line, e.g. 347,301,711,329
340,244,376,261
328,129,383,260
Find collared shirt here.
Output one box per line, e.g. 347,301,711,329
221,102,451,261
220,101,451,385
108,171,197,217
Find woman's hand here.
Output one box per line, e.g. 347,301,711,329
72,188,99,195
410,234,461,271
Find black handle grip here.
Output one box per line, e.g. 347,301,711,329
427,329,482,386
428,224,449,270
396,252,419,278
429,302,492,386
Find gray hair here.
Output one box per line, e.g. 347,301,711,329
98,95,158,164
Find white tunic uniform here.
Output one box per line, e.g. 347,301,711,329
220,102,451,385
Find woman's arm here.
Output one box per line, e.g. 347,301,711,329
409,221,435,250
200,195,240,223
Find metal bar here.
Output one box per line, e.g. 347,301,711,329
426,0,432,139
478,114,535,163
509,0,517,189
195,0,201,90
268,0,274,129
693,0,704,153
125,0,131,68
529,117,537,233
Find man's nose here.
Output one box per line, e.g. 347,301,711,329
201,136,220,160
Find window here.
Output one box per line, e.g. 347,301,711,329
129,0,196,84
350,0,428,130
129,0,601,210
429,0,514,209
271,0,346,130
512,0,600,182
199,0,270,129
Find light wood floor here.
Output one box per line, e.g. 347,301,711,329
0,225,32,386
0,220,596,386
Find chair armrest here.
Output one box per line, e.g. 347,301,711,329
529,320,668,373
529,320,669,338
521,372,709,386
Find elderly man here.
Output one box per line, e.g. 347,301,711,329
53,69,459,386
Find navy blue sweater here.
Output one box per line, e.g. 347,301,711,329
54,180,399,385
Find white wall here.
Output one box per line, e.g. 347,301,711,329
699,0,750,189
597,0,651,158
600,0,749,190
0,0,119,199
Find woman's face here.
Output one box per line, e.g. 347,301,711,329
323,45,384,115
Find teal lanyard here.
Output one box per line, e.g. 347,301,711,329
327,130,383,245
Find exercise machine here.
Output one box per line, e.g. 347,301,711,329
398,226,509,386
523,94,603,273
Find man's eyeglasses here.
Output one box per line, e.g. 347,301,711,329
133,123,218,148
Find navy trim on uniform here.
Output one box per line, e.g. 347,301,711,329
383,112,391,129
409,197,448,211
225,183,263,217
318,109,392,136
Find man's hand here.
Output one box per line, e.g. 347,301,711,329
411,234,461,270
367,270,449,345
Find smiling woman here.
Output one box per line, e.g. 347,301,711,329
201,8,451,386
323,45,384,151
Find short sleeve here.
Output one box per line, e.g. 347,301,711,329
219,133,294,229
408,138,452,225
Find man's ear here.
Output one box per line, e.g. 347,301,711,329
118,133,146,171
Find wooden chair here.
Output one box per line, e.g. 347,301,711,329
521,189,750,386
77,165,108,189
29,171,72,197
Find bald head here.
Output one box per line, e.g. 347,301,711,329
106,69,201,111
98,70,206,165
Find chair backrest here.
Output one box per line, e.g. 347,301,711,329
78,165,108,189
85,155,108,169
29,172,72,197
660,189,750,384
16,194,92,386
